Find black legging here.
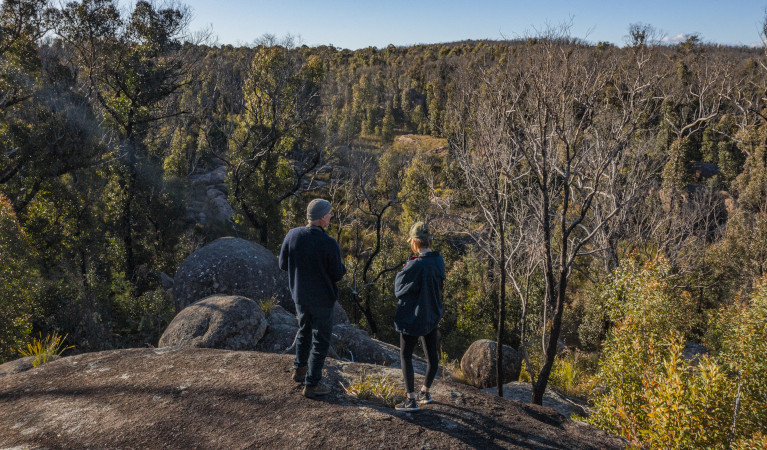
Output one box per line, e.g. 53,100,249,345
400,327,440,394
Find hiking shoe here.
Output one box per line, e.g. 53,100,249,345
303,383,331,398
292,366,307,383
417,391,433,404
395,397,419,412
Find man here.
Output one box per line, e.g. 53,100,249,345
279,198,346,398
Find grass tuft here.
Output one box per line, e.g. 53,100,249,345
343,371,405,408
259,297,278,315
548,350,596,398
17,332,74,367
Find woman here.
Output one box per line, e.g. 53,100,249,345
393,222,445,412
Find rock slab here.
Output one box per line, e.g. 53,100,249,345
0,355,59,379
256,305,298,353
159,295,268,350
331,324,399,366
0,348,626,449
483,382,591,419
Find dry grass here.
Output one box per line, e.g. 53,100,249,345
391,134,448,154
548,351,597,398
342,371,405,408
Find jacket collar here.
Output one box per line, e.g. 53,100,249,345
410,250,440,260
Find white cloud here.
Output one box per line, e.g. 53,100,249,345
661,33,688,43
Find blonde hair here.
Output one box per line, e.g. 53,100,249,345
412,236,431,249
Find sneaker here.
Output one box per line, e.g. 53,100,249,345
395,397,419,412
303,383,331,398
417,391,433,404
292,366,307,383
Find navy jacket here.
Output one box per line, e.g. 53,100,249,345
394,251,445,336
279,225,346,308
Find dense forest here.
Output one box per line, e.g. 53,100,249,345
1,0,766,446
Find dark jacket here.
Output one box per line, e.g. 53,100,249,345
393,251,445,336
279,225,346,308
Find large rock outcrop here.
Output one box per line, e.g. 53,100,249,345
0,348,625,448
172,237,291,312
334,302,350,325
461,339,523,388
158,295,268,350
256,304,351,354
187,166,234,227
256,323,298,353
255,305,298,353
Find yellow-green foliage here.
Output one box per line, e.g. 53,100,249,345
259,297,279,315
18,332,74,367
588,257,767,447
399,152,431,231
733,432,767,449
601,257,694,333
343,371,405,408
707,278,767,441
439,347,451,381
548,351,596,399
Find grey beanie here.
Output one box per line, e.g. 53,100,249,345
307,198,332,222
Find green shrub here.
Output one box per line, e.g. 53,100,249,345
588,257,767,447
706,278,767,442
548,351,596,399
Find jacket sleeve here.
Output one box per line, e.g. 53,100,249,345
327,239,346,282
278,233,289,271
394,262,421,299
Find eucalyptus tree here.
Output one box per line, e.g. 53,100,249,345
57,0,193,287
0,0,81,211
216,38,326,248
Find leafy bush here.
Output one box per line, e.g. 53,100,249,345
706,278,767,442
588,257,767,447
548,351,596,399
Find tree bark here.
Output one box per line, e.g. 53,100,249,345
123,135,137,288
496,204,506,397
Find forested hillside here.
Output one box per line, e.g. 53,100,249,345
1,0,765,446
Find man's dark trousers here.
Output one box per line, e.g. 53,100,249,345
295,303,334,386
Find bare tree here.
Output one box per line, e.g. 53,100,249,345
450,27,662,404
341,149,409,336
447,57,530,396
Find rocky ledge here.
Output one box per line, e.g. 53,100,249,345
0,348,624,449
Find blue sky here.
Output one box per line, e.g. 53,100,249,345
180,0,767,49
